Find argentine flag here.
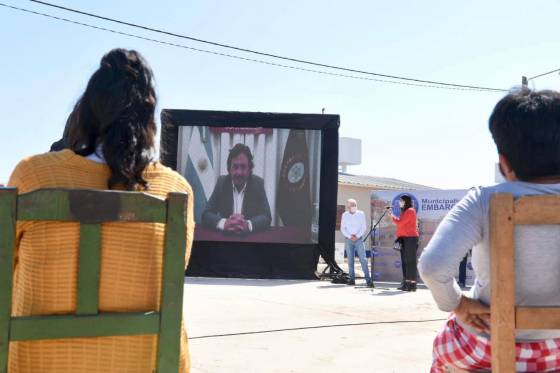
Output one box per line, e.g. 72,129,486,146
185,127,215,223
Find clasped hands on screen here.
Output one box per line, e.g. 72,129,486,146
224,213,250,233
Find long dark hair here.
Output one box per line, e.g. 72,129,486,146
68,48,157,190
400,195,413,213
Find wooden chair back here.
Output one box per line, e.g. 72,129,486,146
490,193,560,372
0,188,189,373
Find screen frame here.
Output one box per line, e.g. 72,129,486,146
160,109,339,279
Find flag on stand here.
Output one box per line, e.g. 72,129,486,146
185,127,215,222
276,130,312,230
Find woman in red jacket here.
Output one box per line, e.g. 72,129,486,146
390,195,419,292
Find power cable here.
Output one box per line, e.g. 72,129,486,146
0,2,505,92
189,318,447,340
528,68,560,81
24,0,507,92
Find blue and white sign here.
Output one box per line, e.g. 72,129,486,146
390,192,420,218
370,188,472,283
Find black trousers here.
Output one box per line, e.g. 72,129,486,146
458,254,468,284
401,236,419,282
400,246,406,281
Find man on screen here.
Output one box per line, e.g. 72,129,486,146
202,143,272,234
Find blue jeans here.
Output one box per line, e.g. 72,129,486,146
345,238,371,283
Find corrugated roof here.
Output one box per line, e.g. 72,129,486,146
338,172,436,190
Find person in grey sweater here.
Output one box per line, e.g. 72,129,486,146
419,89,560,372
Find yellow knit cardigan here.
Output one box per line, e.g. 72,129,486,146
7,149,194,373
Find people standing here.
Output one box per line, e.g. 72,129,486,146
389,195,419,292
341,199,374,288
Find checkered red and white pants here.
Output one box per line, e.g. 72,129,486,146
431,314,560,372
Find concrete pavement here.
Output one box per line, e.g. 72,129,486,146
183,277,448,373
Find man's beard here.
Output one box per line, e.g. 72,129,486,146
233,177,247,191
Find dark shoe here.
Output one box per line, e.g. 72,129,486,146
346,279,355,286
407,282,417,292
366,281,375,288
397,282,407,290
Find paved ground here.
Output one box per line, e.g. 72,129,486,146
183,276,448,373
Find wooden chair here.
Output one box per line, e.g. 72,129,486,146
490,193,560,372
0,187,189,373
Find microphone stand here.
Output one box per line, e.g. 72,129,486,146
364,208,391,283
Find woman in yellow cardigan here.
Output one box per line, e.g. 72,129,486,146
7,49,194,373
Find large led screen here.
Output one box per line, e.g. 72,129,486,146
176,126,322,244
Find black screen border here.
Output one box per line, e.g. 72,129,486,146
160,109,339,279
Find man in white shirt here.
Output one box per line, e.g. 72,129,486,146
341,199,373,287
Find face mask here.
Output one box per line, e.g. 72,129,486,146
349,206,357,214
399,201,405,208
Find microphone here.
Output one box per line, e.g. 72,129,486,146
385,206,391,210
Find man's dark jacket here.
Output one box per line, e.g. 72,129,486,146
201,174,271,232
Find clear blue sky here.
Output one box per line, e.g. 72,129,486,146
1,0,559,188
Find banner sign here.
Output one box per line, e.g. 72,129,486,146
369,189,472,283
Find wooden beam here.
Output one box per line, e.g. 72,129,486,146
0,188,17,373
490,193,516,373
77,224,101,315
514,195,560,225
17,189,166,223
516,307,560,329
157,193,188,373
10,312,160,341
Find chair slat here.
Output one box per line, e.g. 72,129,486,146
0,189,17,373
17,189,167,223
77,224,101,315
490,193,516,373
157,193,188,373
10,312,160,341
516,307,560,329
514,195,560,225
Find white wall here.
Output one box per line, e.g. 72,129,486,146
339,137,362,167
